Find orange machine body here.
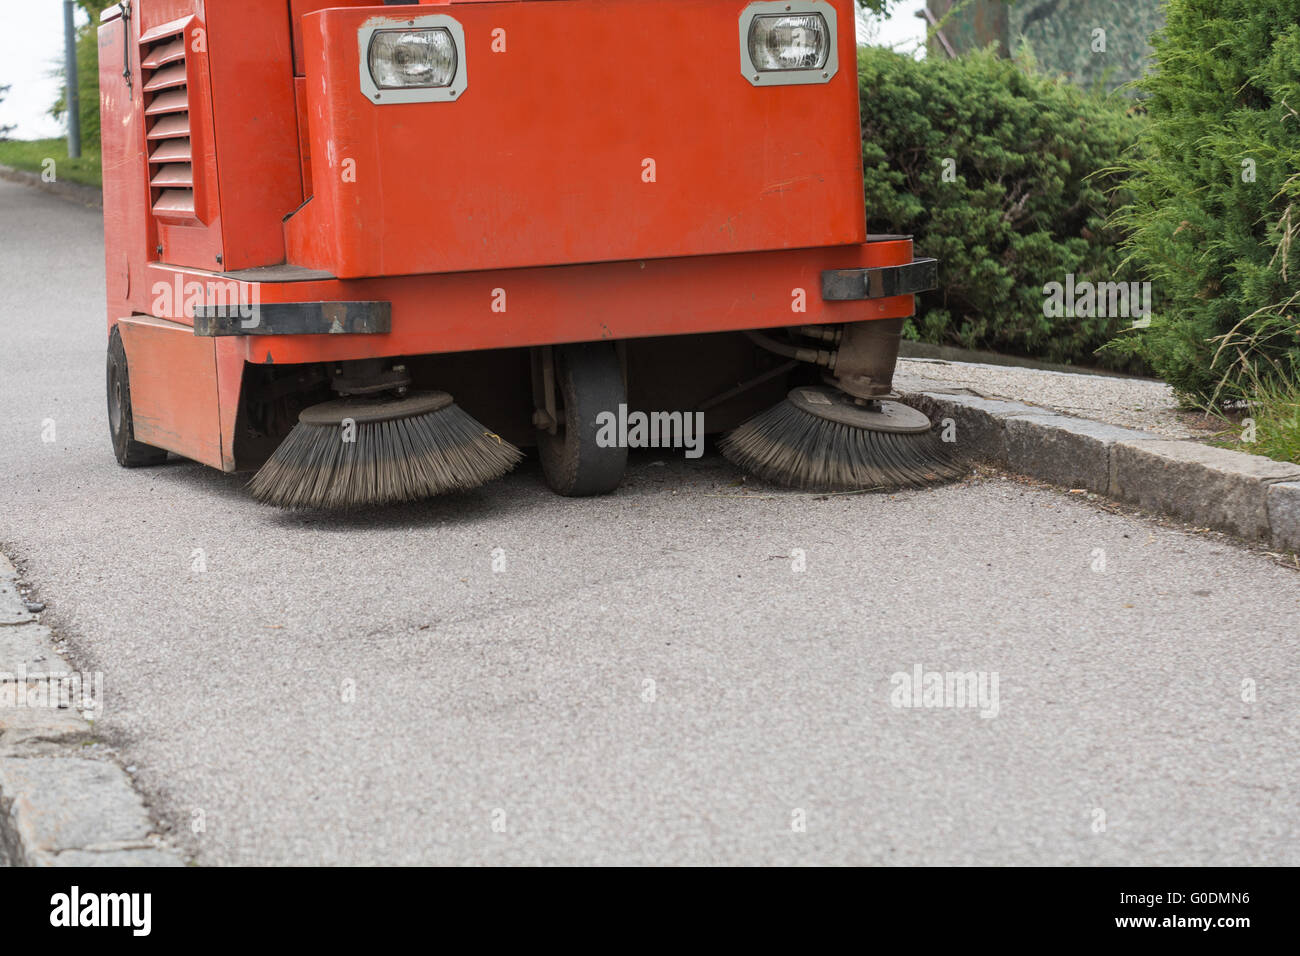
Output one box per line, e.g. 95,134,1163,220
99,0,922,472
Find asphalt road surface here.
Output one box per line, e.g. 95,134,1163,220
2,177,1297,866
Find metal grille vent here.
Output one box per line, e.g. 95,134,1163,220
140,29,193,218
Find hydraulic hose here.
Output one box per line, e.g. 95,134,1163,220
743,330,836,369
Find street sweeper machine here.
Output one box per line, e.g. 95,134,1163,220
99,0,961,508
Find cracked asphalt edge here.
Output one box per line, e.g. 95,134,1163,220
0,551,184,867
905,387,1300,559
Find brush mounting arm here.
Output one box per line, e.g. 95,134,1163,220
832,318,905,400
328,360,411,397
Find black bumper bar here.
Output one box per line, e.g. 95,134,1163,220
821,258,938,301
193,301,391,337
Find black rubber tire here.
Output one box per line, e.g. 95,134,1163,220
538,342,628,496
107,325,168,468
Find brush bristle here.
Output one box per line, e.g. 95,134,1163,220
248,402,523,509
720,398,966,492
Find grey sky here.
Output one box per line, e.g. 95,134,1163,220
0,1,84,139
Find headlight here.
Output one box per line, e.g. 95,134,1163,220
368,29,457,89
358,15,468,104
748,15,830,71
738,2,838,86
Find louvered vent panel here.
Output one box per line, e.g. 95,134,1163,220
140,31,193,218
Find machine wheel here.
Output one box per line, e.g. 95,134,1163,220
107,325,168,468
538,342,628,496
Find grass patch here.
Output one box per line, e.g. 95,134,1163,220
1243,379,1300,466
1204,369,1300,466
0,137,102,188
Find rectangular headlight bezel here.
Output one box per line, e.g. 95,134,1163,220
358,14,468,104
739,1,838,87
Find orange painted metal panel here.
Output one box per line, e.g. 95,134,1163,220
286,0,865,278
138,0,202,35
147,239,915,369
290,0,374,75
204,0,303,270
108,1,301,273
293,77,313,199
115,316,223,469
98,13,155,325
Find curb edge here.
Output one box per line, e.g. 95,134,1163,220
905,388,1300,553
0,553,184,867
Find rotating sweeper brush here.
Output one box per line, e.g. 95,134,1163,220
720,319,965,493
248,365,521,510
720,386,964,492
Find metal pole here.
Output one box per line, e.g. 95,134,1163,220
63,0,81,159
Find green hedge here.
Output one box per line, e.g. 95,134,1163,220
858,46,1146,369
1111,0,1300,405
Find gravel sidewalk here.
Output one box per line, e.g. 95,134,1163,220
895,358,1217,441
